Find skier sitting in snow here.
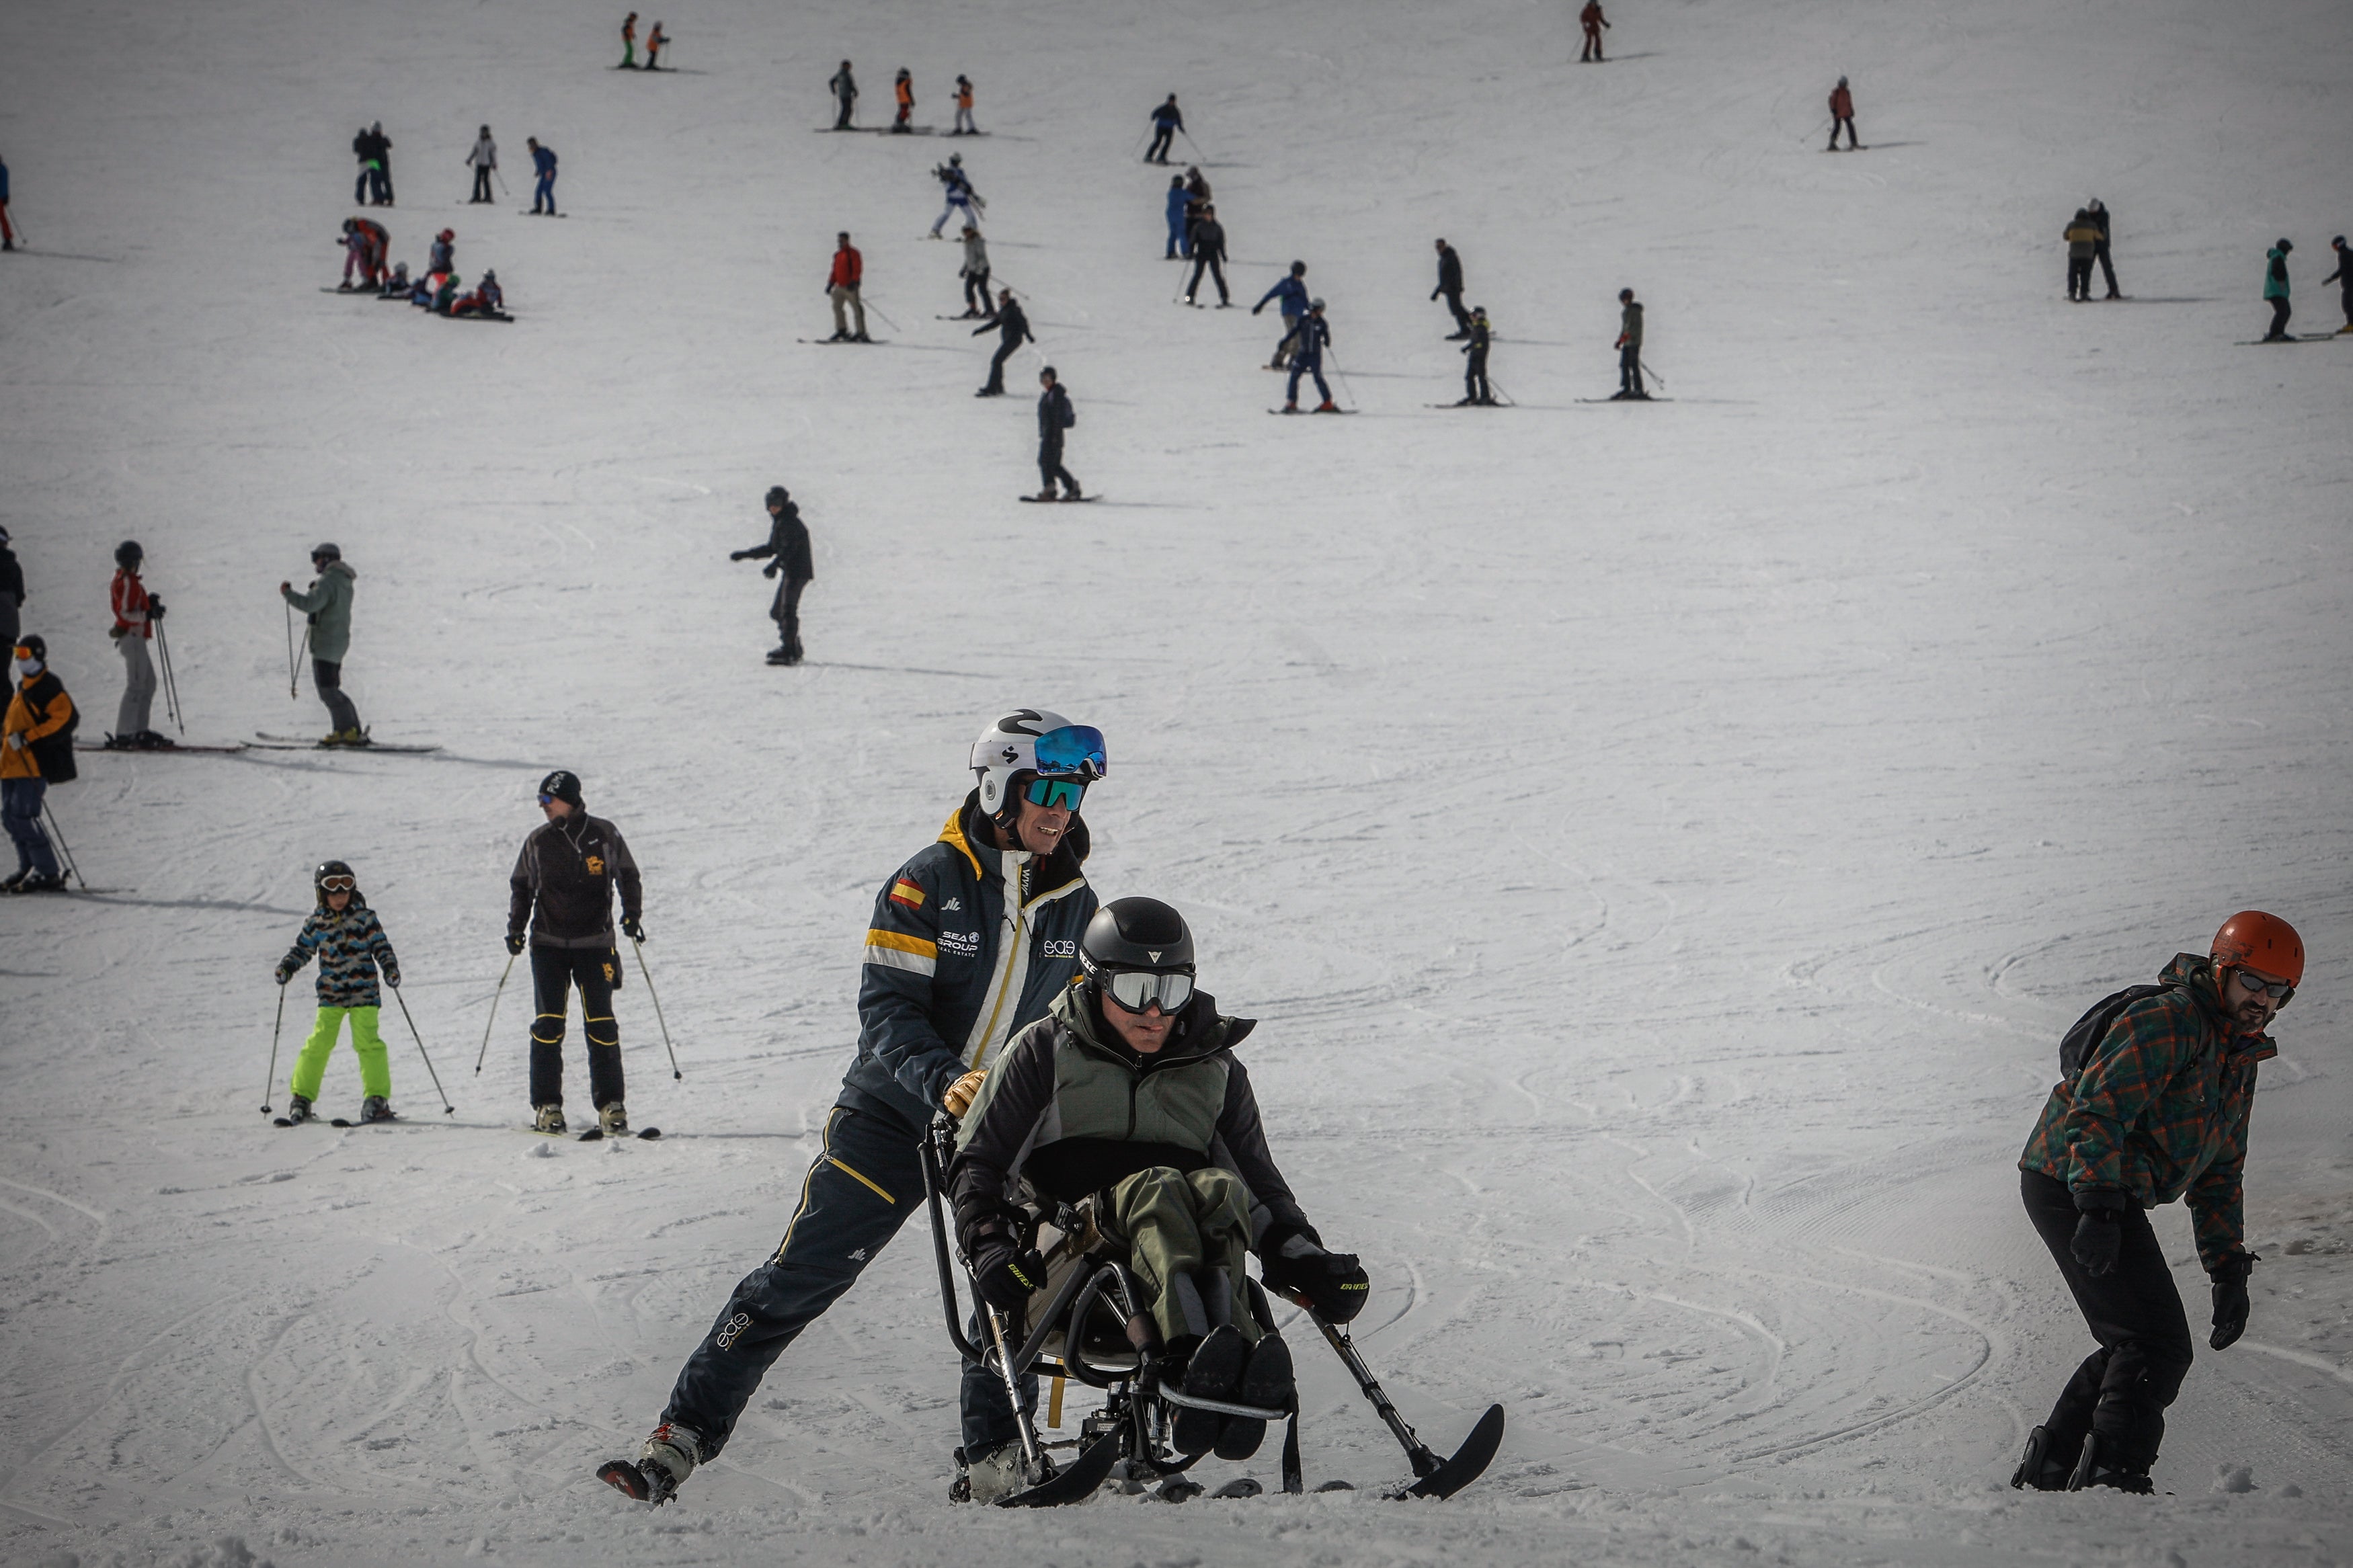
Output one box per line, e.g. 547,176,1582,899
274,860,402,1126
947,897,1370,1463
449,270,504,317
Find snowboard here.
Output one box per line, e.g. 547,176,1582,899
251,732,443,753
518,210,569,218
797,337,889,345
75,740,249,753
1017,494,1097,503
2235,334,2339,345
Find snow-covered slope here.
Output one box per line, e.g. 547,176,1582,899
2,0,2350,1562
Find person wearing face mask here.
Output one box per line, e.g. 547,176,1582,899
604,710,1107,1510
2012,911,2305,1494
3,635,76,893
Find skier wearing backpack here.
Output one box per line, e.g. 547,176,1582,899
1035,368,1080,500
3,635,76,894
274,860,403,1126
2011,911,2304,1495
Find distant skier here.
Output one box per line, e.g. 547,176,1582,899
2262,239,2293,340
274,860,403,1126
528,137,558,214
106,540,167,750
893,68,914,134
427,226,456,281
3,635,75,895
619,11,639,68
1183,167,1211,251
0,525,22,651
1827,77,1858,150
1146,95,1183,163
1612,287,1648,399
2325,236,2352,333
1036,367,1080,501
1460,306,1494,405
1253,259,1310,368
957,224,990,316
353,124,393,206
974,286,1033,397
338,216,389,290
507,770,645,1139
1184,204,1229,306
952,75,978,135
729,486,814,665
1281,299,1336,413
449,270,504,318
2011,912,2302,1495
2087,199,2120,299
465,126,498,204
0,151,15,251
645,22,668,68
2063,208,2100,302
1580,0,1610,61
826,231,869,341
830,60,858,129
930,153,984,238
279,542,366,745
1164,173,1190,258
1433,238,1471,337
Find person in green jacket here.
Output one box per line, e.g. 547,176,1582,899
2012,910,2303,1494
2261,239,2293,340
279,542,364,744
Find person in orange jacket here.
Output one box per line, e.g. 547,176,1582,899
3,634,76,893
893,69,914,134
827,232,869,341
1580,1,1609,62
952,74,978,135
1827,76,1859,150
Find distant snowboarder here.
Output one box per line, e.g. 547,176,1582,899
1254,260,1310,368
930,153,984,237
1581,0,1610,61
830,60,858,129
619,12,639,68
1460,306,1494,405
3,635,75,895
974,286,1033,396
2325,235,2352,333
1827,77,1858,150
952,75,978,135
1146,95,1183,163
1185,204,1229,306
106,540,167,749
893,68,914,134
274,860,403,1126
827,231,869,341
2262,239,2293,339
957,224,991,316
339,216,389,290
1164,173,1190,258
645,22,668,69
1433,238,1471,337
2087,199,2120,300
1282,300,1336,413
465,126,498,204
1612,287,1648,399
2063,208,2100,302
1036,368,1080,501
730,486,813,665
280,542,366,745
527,137,559,214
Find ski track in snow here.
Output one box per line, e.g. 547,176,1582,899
5,0,2353,1563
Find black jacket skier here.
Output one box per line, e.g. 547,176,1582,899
1433,239,1470,335
0,530,24,649
974,292,1033,395
1036,370,1079,499
1185,210,1230,306
830,61,858,128
508,807,642,951
506,773,645,1134
731,487,813,662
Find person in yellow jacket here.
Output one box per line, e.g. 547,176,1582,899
4,634,77,893
2065,208,2102,302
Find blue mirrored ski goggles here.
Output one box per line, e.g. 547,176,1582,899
1022,776,1086,813
1031,724,1107,780
1103,968,1195,1015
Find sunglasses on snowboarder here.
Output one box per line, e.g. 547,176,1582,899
2230,969,2292,1003
319,875,356,893
1101,969,1194,1015
1022,776,1086,812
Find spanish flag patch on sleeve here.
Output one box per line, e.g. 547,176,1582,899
889,878,926,910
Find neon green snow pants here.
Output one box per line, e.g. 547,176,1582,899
1105,1166,1261,1348
290,1005,391,1100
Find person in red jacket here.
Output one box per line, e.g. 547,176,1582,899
893,68,914,134
1580,0,1609,62
339,217,389,290
106,540,170,749
826,232,869,341
1827,77,1859,150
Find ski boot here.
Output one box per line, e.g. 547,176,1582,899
1315,400,1339,413
600,1103,630,1139
1218,1332,1294,1461
1280,401,1299,413
2009,1425,2071,1491
1060,489,1085,502
600,1421,700,1505
1171,1325,1248,1455
11,872,65,893
102,732,138,750
852,332,873,343
950,1440,1029,1503
534,1104,567,1136
2067,1433,2155,1494
359,1096,396,1124
283,1094,316,1124
1033,488,1060,502
1,869,26,893
764,645,799,666
134,729,177,749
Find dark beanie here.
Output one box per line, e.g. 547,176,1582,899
540,769,584,807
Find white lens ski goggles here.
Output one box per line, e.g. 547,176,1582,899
1101,968,1194,1015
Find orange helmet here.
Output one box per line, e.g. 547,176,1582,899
2211,910,2304,985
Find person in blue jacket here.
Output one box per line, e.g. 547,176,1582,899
608,711,1109,1510
1162,173,1190,259
528,137,559,215
1282,300,1336,413
1253,260,1310,368
1146,94,1183,163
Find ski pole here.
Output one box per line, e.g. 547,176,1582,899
389,984,455,1114
863,294,902,333
155,621,184,735
475,952,515,1073
1485,375,1519,407
629,938,682,1079
40,800,83,890
263,983,287,1114
290,624,311,700
1639,357,1667,391
1327,348,1361,411
495,167,510,196
1179,127,1209,163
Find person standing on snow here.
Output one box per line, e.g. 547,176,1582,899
1254,259,1310,368
826,231,869,341
1146,94,1184,164
619,12,639,69
830,60,859,129
893,68,915,134
0,151,16,251
930,154,984,239
2261,239,2294,340
274,860,403,1126
1035,368,1080,501
729,485,813,665
2324,236,2353,333
1184,204,1230,306
0,526,23,653
952,75,978,135
2011,912,2303,1495
957,224,991,317
352,124,393,206
602,710,1107,1509
1826,77,1858,150
528,137,559,215
1580,0,1610,61
1433,238,1471,338
465,126,497,204
2087,199,2121,300
1611,287,1648,400
973,286,1033,397
2063,208,2101,302
1164,173,1191,259
280,542,365,745
507,769,645,1139
645,22,668,69
1460,305,1494,405
3,635,75,895
339,217,389,290
1281,300,1336,413
106,540,168,750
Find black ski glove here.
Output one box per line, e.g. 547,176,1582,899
274,963,294,986
2070,1210,2122,1278
506,932,526,956
762,562,781,579
972,1239,1047,1314
621,916,645,943
1259,1221,1370,1323
729,549,752,561
147,597,165,619
2210,1253,2257,1350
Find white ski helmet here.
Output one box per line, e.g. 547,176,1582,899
969,709,1107,815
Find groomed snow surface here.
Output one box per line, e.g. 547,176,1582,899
4,0,2352,1563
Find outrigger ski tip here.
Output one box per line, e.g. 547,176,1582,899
1398,1403,1507,1499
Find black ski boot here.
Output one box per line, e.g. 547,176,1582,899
1218,1332,1294,1460
2009,1425,2072,1491
359,1096,396,1124
1172,1326,1248,1456
283,1094,315,1124
2067,1433,2155,1495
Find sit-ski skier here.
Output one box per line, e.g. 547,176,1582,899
274,860,403,1126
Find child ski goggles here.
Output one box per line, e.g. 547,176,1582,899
1022,776,1086,812
1031,723,1107,780
319,874,356,893
1101,968,1194,1015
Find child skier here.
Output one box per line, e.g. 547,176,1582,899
930,154,983,238
893,69,914,133
274,860,403,1125
952,75,978,135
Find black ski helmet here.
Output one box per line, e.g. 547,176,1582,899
1290,260,1306,276
311,541,342,563
313,858,360,906
14,633,46,662
1080,897,1195,981
539,768,584,808
115,540,143,569
2276,238,2293,253
765,485,789,507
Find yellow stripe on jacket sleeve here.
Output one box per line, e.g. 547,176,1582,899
865,927,939,976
